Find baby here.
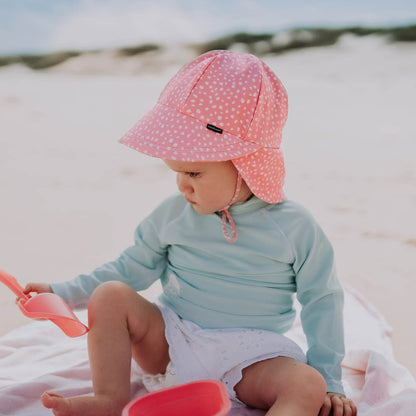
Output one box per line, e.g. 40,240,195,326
26,50,356,416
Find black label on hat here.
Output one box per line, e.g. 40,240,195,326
207,124,223,134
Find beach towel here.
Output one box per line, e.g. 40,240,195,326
1,286,415,415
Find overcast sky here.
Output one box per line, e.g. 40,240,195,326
1,0,416,55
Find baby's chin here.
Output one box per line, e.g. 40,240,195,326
191,205,212,215
190,204,219,216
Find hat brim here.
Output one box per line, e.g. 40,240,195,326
120,103,260,162
232,148,285,204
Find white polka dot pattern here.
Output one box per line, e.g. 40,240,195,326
120,49,288,203
232,148,285,203
121,103,259,161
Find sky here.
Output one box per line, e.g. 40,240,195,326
1,0,416,55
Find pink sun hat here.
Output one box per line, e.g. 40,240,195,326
120,50,288,203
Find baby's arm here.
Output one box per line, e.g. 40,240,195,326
286,204,345,393
29,212,168,308
24,283,52,294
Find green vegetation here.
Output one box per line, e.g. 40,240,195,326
196,24,416,56
117,43,160,56
391,24,416,41
197,32,274,54
0,24,415,71
0,51,82,69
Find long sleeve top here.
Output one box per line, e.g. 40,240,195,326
51,194,345,394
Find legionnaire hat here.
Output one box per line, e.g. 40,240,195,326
120,49,288,204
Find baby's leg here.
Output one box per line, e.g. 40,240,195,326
234,356,326,416
42,281,169,416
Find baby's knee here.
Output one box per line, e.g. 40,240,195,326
88,281,132,315
296,365,327,408
267,362,326,409
236,358,327,411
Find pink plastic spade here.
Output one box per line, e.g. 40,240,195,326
122,380,231,416
0,269,88,337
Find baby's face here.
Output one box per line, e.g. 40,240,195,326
164,160,251,215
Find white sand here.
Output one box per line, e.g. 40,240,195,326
1,36,415,376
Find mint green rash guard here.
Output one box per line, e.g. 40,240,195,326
51,194,345,395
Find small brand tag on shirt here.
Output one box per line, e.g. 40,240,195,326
207,124,223,134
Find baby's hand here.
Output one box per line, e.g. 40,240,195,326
24,283,53,295
319,393,357,416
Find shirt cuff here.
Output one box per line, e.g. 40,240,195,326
325,379,345,396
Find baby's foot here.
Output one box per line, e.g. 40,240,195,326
41,391,125,416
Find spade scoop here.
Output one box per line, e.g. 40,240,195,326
0,269,88,337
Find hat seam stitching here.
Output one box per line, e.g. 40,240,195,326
180,54,218,113
245,60,263,138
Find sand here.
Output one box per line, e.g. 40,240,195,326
1,35,415,377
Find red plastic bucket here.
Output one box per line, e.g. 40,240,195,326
122,380,231,416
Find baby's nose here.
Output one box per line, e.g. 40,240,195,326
176,173,192,194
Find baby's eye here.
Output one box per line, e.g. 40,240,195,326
186,172,200,178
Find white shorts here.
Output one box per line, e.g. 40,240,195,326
142,304,307,406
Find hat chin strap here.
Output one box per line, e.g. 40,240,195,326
220,172,242,243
